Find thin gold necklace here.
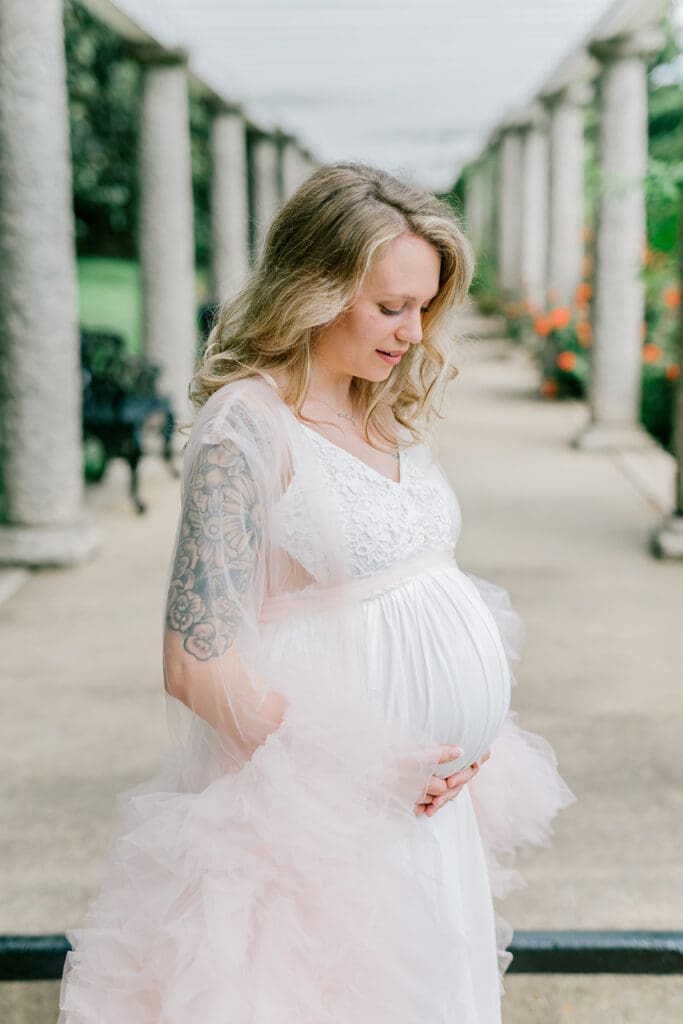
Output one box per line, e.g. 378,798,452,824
307,394,359,427
306,395,400,462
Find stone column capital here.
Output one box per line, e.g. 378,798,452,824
494,121,525,146
588,25,667,64
247,125,278,145
513,101,550,135
205,92,244,118
542,78,594,111
125,41,189,67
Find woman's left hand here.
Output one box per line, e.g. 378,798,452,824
415,749,491,818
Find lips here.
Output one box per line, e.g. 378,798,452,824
376,349,406,365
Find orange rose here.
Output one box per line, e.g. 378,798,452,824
663,286,681,310
576,320,593,345
557,350,578,372
574,282,592,304
665,363,680,381
541,377,558,398
642,343,661,364
534,315,552,337
551,306,572,330
582,256,594,279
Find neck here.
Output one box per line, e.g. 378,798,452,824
307,358,354,408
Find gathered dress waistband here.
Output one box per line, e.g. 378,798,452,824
259,548,458,624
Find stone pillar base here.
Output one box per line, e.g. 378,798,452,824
0,522,101,567
571,421,659,452
651,515,683,560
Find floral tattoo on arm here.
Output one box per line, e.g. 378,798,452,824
165,439,262,661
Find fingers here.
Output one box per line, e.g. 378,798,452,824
445,762,480,789
424,783,465,815
417,760,484,818
415,749,491,818
423,776,449,798
436,745,463,765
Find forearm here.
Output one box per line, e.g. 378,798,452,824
163,630,288,755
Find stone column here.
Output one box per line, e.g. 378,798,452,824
465,160,487,255
574,27,665,450
518,103,550,313
652,190,683,558
543,80,591,305
481,148,498,261
136,45,196,432
249,131,282,258
280,137,307,200
0,0,99,566
209,100,249,303
496,126,524,295
300,150,317,179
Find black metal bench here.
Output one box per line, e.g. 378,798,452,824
81,330,178,513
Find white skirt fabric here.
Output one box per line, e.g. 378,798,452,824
259,559,513,1023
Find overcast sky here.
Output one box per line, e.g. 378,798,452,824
113,0,682,190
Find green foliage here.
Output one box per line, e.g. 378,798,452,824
64,0,140,257
640,361,678,451
469,250,501,315
190,93,212,271
64,2,211,267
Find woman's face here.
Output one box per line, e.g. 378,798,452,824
312,233,441,383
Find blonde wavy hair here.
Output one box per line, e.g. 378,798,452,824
191,161,475,447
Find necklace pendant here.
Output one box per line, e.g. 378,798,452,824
337,411,357,426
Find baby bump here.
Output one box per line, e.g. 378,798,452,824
258,567,512,779
360,568,512,778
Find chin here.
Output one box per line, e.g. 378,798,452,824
354,364,394,383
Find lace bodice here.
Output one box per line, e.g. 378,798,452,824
275,424,460,581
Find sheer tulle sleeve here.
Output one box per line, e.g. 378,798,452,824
161,392,288,772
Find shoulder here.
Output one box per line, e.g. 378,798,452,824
181,375,293,490
194,375,286,445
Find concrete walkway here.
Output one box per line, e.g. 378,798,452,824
2,310,682,1022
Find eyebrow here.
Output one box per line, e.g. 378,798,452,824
382,292,439,303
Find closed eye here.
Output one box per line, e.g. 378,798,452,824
379,305,431,317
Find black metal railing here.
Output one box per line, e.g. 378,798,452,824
1,931,682,982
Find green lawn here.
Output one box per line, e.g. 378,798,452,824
77,257,142,353
77,257,212,354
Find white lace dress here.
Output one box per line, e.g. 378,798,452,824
261,423,513,1022
60,382,574,1024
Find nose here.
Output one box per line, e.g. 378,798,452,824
396,308,423,346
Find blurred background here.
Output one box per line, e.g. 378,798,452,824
0,1,682,1021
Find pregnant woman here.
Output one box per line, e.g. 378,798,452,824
60,162,575,1023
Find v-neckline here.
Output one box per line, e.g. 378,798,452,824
300,422,403,487
252,370,405,486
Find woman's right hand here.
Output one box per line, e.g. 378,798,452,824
414,744,487,818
